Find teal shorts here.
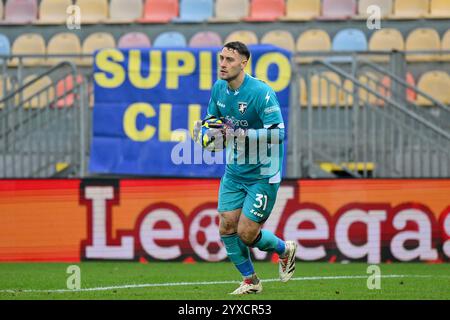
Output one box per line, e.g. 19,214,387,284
217,173,280,223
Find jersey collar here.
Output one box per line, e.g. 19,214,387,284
226,73,249,96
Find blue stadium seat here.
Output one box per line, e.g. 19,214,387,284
172,0,213,22
0,34,11,65
332,28,368,51
153,31,187,48
327,29,367,63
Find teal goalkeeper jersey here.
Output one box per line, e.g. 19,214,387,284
207,73,285,183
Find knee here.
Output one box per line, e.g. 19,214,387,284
237,228,256,246
219,217,237,236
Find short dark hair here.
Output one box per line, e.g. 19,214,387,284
223,41,250,60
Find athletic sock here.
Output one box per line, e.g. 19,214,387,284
251,229,286,255
221,233,254,277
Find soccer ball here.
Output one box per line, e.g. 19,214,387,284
200,117,226,152
189,209,227,262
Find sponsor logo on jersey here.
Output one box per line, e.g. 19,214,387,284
217,101,226,108
264,105,280,114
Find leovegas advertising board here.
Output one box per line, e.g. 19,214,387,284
0,179,449,263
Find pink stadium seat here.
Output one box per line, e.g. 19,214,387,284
244,0,285,22
138,0,179,23
189,31,222,47
118,32,151,48
319,0,356,20
4,0,37,24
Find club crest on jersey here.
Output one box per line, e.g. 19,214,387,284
238,102,248,114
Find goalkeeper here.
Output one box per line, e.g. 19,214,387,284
193,42,297,295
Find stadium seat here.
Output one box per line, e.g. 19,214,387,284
21,75,54,109
318,0,356,20
209,0,249,22
4,0,38,24
153,31,187,48
0,77,12,109
310,72,341,106
279,0,321,21
172,0,213,23
299,78,307,106
390,0,429,19
55,74,83,107
379,72,417,103
427,0,450,18
441,29,450,61
332,28,367,51
37,0,70,24
138,0,178,23
355,0,393,19
80,32,116,66
10,33,46,66
0,34,11,64
368,28,405,61
46,32,82,65
416,71,450,105
295,29,331,63
405,28,441,62
261,30,295,52
224,30,258,45
108,0,142,23
75,0,108,24
244,0,285,22
118,32,151,48
189,31,222,47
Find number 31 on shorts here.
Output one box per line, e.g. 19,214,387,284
254,194,268,211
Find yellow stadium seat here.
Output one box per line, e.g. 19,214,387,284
260,30,295,52
75,0,108,24
427,0,450,18
80,32,116,66
405,28,441,62
279,0,321,21
441,29,450,61
47,32,82,65
341,73,381,106
37,0,71,24
21,75,55,109
356,0,393,19
299,78,307,106
390,0,429,19
224,30,258,45
0,76,13,109
416,71,450,105
295,29,331,63
107,0,142,23
368,28,405,62
209,0,249,22
10,33,46,66
310,72,341,107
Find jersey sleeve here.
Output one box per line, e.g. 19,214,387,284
247,86,285,144
257,87,284,127
206,82,221,118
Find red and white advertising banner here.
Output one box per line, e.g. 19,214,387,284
0,179,449,263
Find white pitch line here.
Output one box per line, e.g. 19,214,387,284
0,274,446,294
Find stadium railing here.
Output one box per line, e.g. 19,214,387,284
0,57,88,178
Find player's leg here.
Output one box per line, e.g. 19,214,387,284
217,174,261,294
241,182,297,282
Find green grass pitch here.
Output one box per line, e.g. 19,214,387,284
0,262,449,300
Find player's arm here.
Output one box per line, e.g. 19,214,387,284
247,89,285,144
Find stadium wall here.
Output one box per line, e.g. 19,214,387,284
0,179,449,263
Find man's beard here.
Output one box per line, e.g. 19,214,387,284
221,72,239,83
